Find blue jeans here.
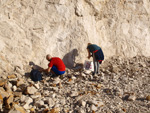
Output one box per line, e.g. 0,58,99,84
51,66,65,75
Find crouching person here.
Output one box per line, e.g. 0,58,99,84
41,54,66,76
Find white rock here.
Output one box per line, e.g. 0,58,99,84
23,103,32,110
0,103,2,111
25,97,33,104
77,108,86,113
52,87,59,92
84,70,91,74
35,100,44,107
72,76,76,80
8,110,20,113
88,100,98,105
98,101,104,107
53,78,61,84
26,86,37,95
12,85,17,91
54,104,60,108
60,99,66,105
66,80,74,85
34,83,40,89
43,90,49,96
52,93,56,98
81,73,86,77
45,98,55,107
128,94,136,101
70,91,78,97
45,77,51,81
8,82,12,88
20,95,26,102
44,82,49,87
91,104,97,111
30,93,41,99
69,111,73,113
78,100,86,107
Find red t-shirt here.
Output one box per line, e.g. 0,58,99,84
48,57,65,71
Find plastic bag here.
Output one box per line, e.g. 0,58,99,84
84,60,94,71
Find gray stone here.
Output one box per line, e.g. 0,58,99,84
43,90,49,96
70,91,78,97
77,108,85,113
8,109,21,113
8,82,12,88
26,86,37,95
30,92,41,99
128,94,136,101
25,97,33,104
78,100,86,107
20,95,26,102
52,93,56,98
53,77,61,84
35,100,45,108
23,103,31,110
44,98,55,107
90,104,97,111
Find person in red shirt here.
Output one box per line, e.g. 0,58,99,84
41,54,66,76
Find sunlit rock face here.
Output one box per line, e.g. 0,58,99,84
0,0,150,73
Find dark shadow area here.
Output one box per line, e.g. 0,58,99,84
29,61,43,70
24,61,44,79
136,98,145,101
26,61,61,80
63,49,79,69
122,95,130,101
103,88,112,95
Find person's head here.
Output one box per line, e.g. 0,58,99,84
46,54,51,61
88,43,92,46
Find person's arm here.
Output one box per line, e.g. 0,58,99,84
87,49,91,59
39,66,51,72
47,67,51,73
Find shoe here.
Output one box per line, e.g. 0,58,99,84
92,72,96,76
96,72,100,75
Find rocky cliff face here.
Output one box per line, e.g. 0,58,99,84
0,0,150,73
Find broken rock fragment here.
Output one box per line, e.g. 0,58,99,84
14,104,26,113
44,98,55,108
0,79,7,86
5,95,14,109
128,94,136,101
146,95,150,101
25,86,37,95
16,78,24,86
78,100,86,107
7,75,16,79
14,92,22,97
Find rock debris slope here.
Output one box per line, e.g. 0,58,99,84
0,56,150,113
0,0,150,73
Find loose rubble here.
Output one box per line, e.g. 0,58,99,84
0,56,150,113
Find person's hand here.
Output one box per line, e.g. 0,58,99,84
87,56,91,59
39,68,44,72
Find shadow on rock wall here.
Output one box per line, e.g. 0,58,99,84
25,62,43,78
63,49,79,69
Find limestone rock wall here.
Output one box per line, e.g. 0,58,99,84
0,0,150,73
